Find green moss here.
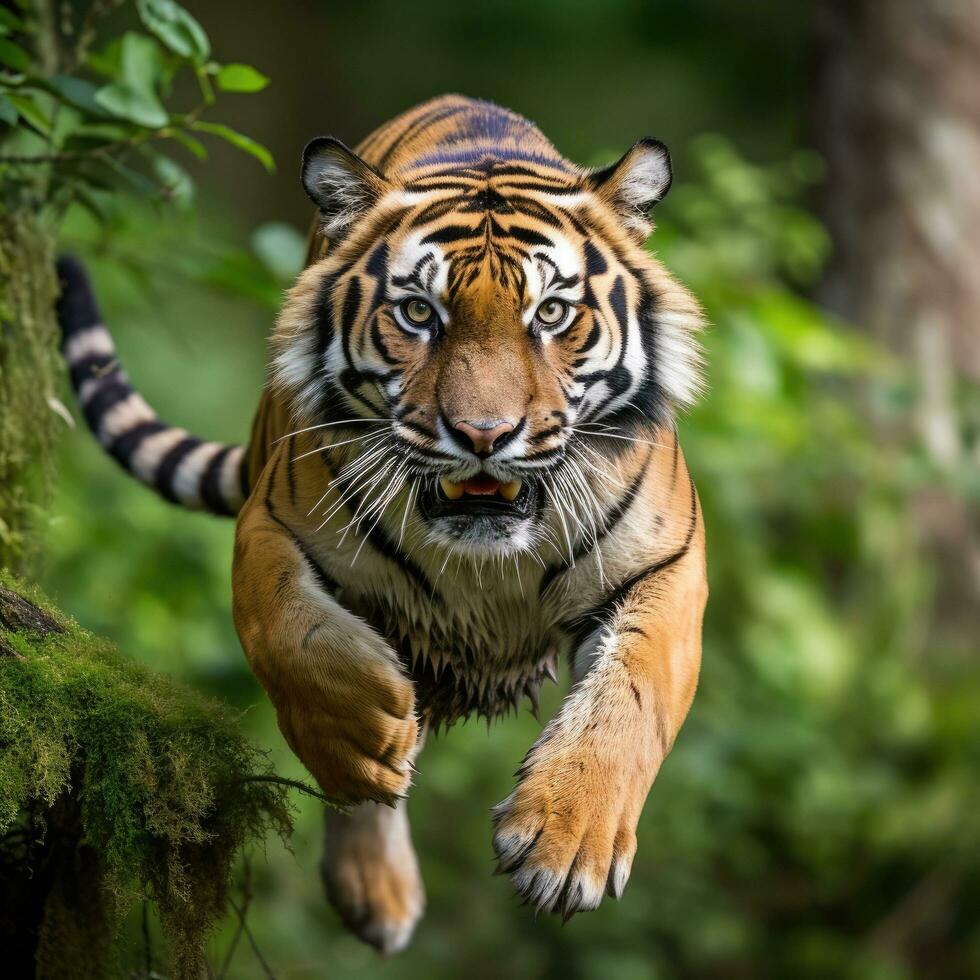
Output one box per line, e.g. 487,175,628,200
0,211,62,572
0,572,293,978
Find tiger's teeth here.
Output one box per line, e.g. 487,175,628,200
440,477,464,500
499,479,522,502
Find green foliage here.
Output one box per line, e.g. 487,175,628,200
0,0,273,215
0,0,272,566
214,64,269,94
136,0,211,64
0,570,292,978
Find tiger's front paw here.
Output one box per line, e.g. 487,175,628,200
491,743,642,919
275,657,419,806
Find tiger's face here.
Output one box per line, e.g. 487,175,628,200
274,138,702,555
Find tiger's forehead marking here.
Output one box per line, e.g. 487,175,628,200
394,186,589,208
386,229,584,312
385,184,586,310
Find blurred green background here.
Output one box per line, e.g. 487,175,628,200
34,1,980,977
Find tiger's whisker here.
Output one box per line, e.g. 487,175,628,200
272,417,392,444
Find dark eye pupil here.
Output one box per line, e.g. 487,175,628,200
406,300,431,324
539,301,565,324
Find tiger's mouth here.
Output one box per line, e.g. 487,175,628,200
419,474,537,521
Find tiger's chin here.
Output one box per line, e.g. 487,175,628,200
418,477,540,557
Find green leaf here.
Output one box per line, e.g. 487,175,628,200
87,37,123,80
170,128,207,160
94,82,167,128
73,185,111,224
136,0,210,64
96,152,159,195
0,37,30,72
251,222,306,282
51,104,83,147
71,122,133,141
215,63,269,93
191,121,274,172
7,93,50,135
151,152,194,207
119,33,167,95
93,34,170,128
0,93,17,126
46,75,113,117
0,8,26,31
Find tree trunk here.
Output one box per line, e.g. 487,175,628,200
811,0,980,626
0,211,61,572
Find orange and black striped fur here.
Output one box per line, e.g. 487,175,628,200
57,95,707,953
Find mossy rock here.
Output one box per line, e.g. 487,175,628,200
0,572,293,978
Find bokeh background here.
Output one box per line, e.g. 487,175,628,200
38,1,980,977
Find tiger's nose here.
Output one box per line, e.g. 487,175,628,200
451,419,516,456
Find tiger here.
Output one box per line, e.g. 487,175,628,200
56,94,708,955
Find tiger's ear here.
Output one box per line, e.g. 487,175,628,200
585,138,672,243
301,137,390,239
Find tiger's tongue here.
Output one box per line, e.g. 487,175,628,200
463,475,501,496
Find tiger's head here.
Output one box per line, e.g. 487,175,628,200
273,128,703,556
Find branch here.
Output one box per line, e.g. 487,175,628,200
228,893,276,980
234,774,341,808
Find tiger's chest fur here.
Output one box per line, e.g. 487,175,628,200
352,557,572,724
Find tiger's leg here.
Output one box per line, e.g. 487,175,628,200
492,491,707,918
319,758,426,954
232,477,419,805
320,721,427,955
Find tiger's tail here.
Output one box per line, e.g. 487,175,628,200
56,256,249,517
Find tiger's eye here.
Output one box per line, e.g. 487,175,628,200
536,299,568,326
403,299,434,326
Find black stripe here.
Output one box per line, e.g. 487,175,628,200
584,240,608,277
56,255,102,337
520,445,564,463
420,222,484,245
539,448,651,597
239,451,251,500
505,197,563,227
333,476,441,603
529,425,562,444
563,475,697,639
69,353,116,390
107,419,169,465
495,180,580,195
285,437,298,508
340,277,362,370
83,378,134,434
403,180,480,194
485,163,571,179
154,436,203,503
596,448,652,542
496,221,553,248
316,273,336,359
201,445,235,515
409,197,468,227
609,276,628,331
264,455,339,595
378,105,466,170
398,418,439,441
366,241,389,308
271,514,338,596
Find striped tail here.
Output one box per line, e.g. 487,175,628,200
56,255,249,517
